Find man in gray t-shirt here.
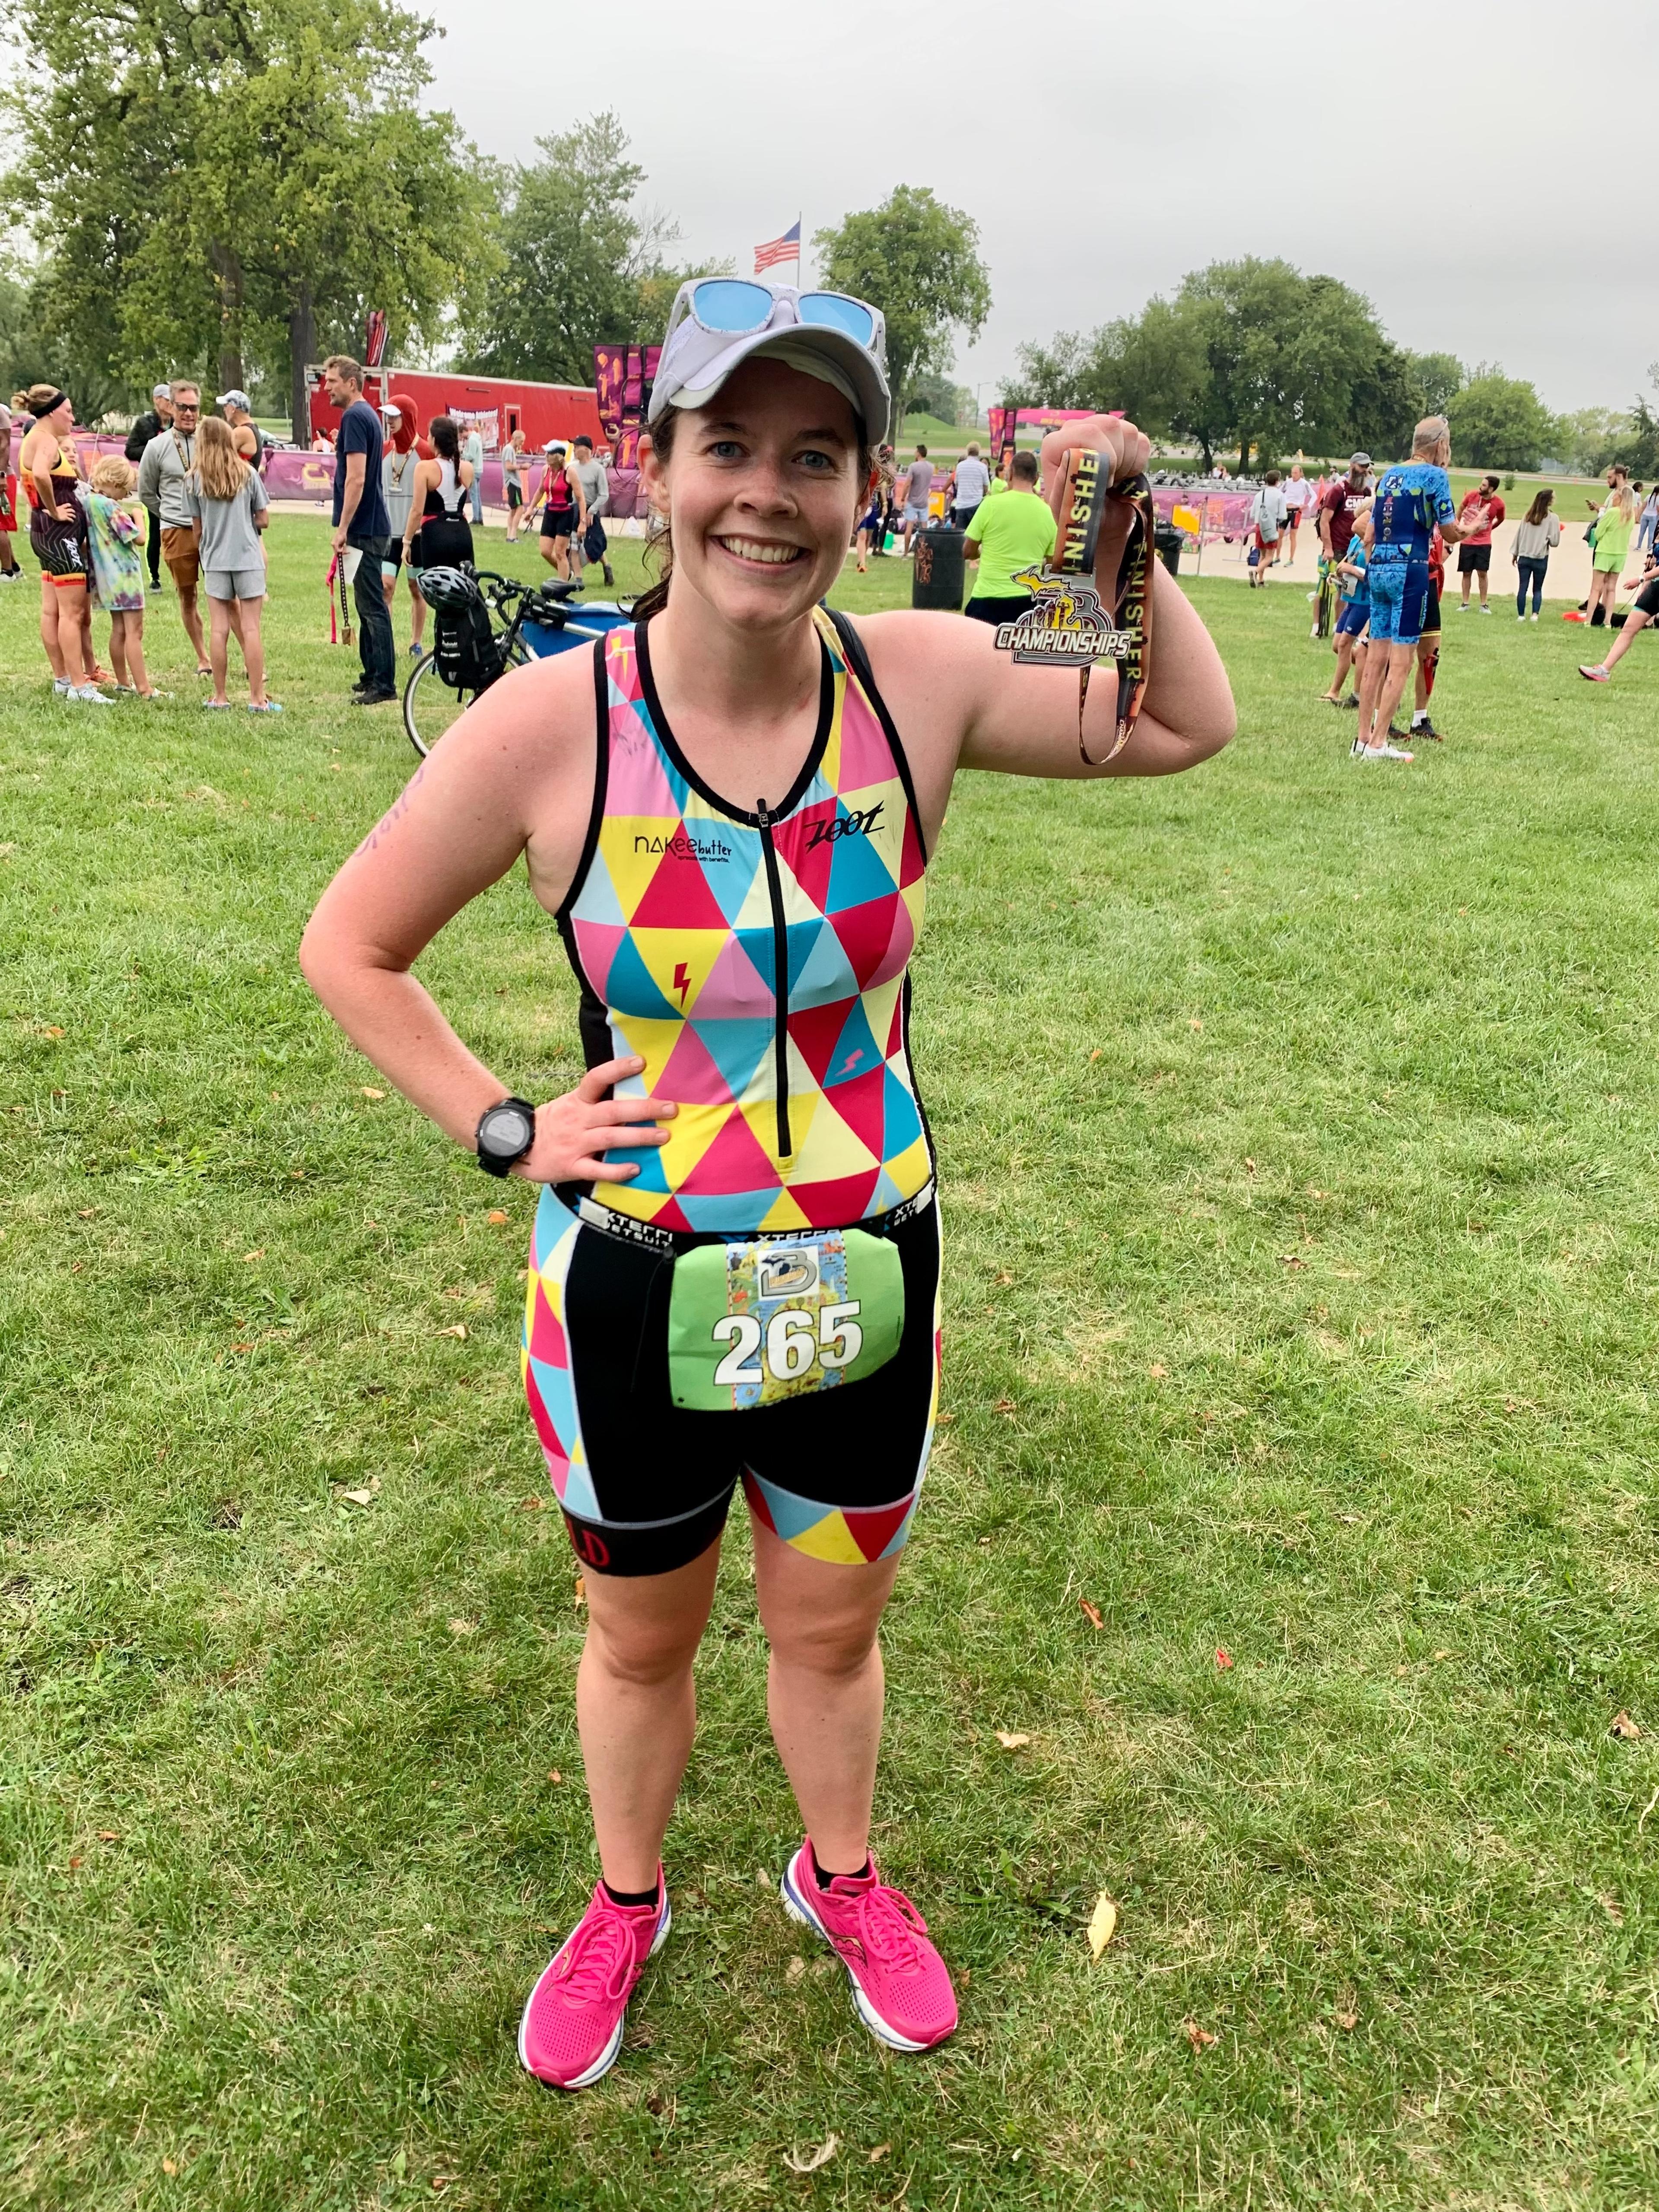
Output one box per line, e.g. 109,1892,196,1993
568,434,614,586
902,445,934,554
462,427,485,525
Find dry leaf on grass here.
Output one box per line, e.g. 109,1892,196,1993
242,1249,264,1263
1087,1891,1118,1960
1148,1363,1168,1379
1079,1598,1103,1630
574,1576,587,1609
340,1487,376,1507
162,2159,178,2177
868,2142,891,2162
547,1770,562,1784
1334,2001,1359,2031
1215,1646,1234,1670
1278,1253,1307,1270
995,1730,1031,1750
1611,1710,1641,1739
77,1207,97,1218
992,1397,1016,1414
1188,1017,1203,1032
783,2135,839,2174
1089,1047,1103,1062
435,1323,468,1339
487,1208,509,1226
446,1618,477,1636
519,1495,548,1510
785,1956,807,1983
98,1830,120,1842
360,1087,385,1100
1184,2018,1217,2052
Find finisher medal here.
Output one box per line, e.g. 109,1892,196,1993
993,445,1157,766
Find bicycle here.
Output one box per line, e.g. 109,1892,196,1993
402,567,632,759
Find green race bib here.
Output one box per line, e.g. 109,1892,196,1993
666,1227,905,1412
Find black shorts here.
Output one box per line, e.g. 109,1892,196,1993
506,482,523,510
31,510,88,582
522,1189,941,1576
1633,577,1659,620
541,506,576,541
963,595,1030,625
1421,583,1441,636
1458,543,1491,573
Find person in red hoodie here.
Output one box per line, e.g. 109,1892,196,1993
380,393,427,658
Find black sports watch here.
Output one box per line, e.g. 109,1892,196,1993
475,1095,537,1178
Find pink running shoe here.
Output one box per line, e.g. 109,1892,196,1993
518,1873,670,2090
1579,663,1610,682
781,1841,958,2052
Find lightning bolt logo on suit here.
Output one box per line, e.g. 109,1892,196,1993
674,960,691,1006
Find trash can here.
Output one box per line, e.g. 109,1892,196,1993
1154,521,1183,578
912,526,965,611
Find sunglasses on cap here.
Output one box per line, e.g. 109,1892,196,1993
666,278,884,355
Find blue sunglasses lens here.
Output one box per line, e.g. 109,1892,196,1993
798,294,875,344
690,280,775,333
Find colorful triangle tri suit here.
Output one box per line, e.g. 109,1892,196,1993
557,607,934,1234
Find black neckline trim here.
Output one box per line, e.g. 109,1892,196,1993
634,614,833,827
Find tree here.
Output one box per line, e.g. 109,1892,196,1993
456,113,696,386
906,370,974,426
1406,350,1466,418
999,331,1091,411
1,0,491,442
814,188,990,443
1346,340,1424,462
1446,368,1559,472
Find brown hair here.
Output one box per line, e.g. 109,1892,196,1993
1523,486,1554,528
1011,450,1039,483
25,382,66,415
324,354,363,388
195,413,249,502
630,406,875,622
91,455,135,497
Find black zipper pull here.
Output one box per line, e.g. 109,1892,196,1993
755,798,793,1159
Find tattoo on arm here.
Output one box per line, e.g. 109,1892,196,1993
355,762,426,855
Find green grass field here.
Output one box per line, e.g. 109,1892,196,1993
5,518,1659,2209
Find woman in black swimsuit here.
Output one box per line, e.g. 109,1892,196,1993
401,415,475,581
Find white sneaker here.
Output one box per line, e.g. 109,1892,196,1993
72,684,114,705
1354,740,1412,763
1479,604,1491,614
1517,615,1526,623
53,677,72,697
1530,613,1539,622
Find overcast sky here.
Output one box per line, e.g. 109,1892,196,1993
424,0,1655,419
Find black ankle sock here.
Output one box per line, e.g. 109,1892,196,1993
811,1845,872,1891
603,1877,661,1910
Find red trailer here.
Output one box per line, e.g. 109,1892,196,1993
307,365,604,454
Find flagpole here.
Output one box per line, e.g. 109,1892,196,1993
795,210,803,289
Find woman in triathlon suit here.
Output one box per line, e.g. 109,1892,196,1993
537,442,586,580
20,385,105,701
302,281,1234,2090
402,415,474,582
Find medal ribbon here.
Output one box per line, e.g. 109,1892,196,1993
1051,447,1156,766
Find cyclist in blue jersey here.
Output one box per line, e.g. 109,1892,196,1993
1352,416,1469,762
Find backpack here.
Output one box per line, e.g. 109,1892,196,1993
418,566,504,693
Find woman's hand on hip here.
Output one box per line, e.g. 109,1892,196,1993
514,1056,677,1184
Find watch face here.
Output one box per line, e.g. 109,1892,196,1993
486,1106,533,1156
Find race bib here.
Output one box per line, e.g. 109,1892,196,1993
666,1227,904,1412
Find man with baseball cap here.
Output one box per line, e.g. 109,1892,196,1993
125,383,175,589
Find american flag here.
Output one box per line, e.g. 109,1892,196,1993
753,220,801,275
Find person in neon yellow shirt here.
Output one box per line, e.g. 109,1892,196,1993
962,450,1056,622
